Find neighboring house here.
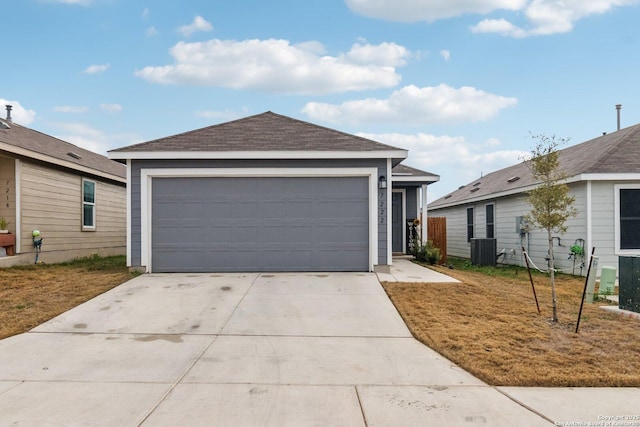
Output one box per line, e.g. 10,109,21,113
109,111,438,273
429,124,640,276
0,106,126,267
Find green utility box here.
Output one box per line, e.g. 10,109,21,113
599,266,616,295
619,256,640,313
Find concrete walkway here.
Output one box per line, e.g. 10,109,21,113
0,270,638,426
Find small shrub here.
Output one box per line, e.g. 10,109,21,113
413,240,441,265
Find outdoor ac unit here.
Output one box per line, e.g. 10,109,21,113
470,238,497,266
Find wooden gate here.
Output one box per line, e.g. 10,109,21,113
427,217,447,264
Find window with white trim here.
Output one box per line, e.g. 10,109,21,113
467,207,474,242
82,179,96,230
618,187,640,251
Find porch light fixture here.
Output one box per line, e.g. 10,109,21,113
378,175,387,189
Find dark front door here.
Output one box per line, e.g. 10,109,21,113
392,192,403,253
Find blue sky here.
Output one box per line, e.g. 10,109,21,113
3,0,639,198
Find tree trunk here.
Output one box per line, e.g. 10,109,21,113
548,228,558,322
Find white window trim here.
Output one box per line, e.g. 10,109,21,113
486,203,495,239
82,178,96,231
139,167,380,273
614,183,640,255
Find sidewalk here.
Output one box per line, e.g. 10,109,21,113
376,257,460,283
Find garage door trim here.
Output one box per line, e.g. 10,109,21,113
140,167,379,272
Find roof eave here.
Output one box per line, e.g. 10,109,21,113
108,149,408,162
1,142,126,184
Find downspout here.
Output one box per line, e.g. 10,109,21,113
586,180,592,269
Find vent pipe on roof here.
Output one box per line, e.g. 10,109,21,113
5,105,12,123
616,104,622,131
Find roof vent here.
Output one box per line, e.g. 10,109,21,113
444,195,452,199
470,187,480,193
67,152,82,160
458,185,465,189
0,120,9,130
472,182,481,187
507,176,520,183
5,105,12,123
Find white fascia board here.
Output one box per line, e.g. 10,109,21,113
392,175,440,183
1,142,126,184
139,167,380,273
108,150,408,161
577,173,640,181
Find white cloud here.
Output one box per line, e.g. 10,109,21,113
0,99,36,125
345,0,527,22
146,26,159,36
472,0,640,37
357,131,527,195
178,16,213,37
84,64,110,74
346,0,639,37
142,8,150,19
54,105,89,113
302,84,517,125
100,103,122,113
439,49,450,61
51,122,141,156
135,39,409,95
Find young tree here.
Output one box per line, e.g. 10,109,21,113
524,134,578,323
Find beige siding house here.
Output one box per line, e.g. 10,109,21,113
0,108,126,266
429,124,640,277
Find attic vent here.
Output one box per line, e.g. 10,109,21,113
67,152,82,160
458,185,465,189
470,188,480,193
507,176,520,183
444,195,452,199
0,120,9,130
473,182,481,187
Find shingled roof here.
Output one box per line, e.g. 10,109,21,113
430,123,640,209
392,164,440,184
0,120,125,182
109,111,405,155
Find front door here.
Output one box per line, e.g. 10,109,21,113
392,192,403,253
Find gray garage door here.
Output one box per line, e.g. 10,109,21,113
151,177,370,272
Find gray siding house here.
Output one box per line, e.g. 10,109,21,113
429,124,640,276
109,112,438,273
0,107,126,266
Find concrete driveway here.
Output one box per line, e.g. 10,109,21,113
0,272,578,425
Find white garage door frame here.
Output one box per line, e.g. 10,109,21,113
140,167,380,273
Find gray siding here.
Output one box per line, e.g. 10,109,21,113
130,158,388,269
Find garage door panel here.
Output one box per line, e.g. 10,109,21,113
151,177,369,272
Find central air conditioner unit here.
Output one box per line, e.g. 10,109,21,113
470,238,497,266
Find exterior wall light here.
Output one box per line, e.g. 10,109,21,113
379,175,387,189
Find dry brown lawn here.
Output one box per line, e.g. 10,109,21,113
382,261,640,387
0,256,132,340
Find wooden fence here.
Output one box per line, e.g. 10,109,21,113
427,216,447,264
